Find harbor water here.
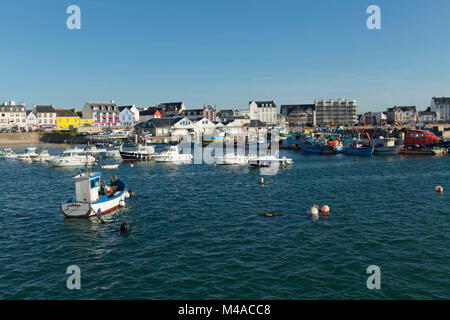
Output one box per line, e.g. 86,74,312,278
0,145,449,299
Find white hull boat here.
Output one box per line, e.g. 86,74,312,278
213,153,256,165
60,172,128,218
249,155,293,167
0,148,17,159
32,150,53,162
105,146,123,158
16,147,38,161
153,145,193,163
49,148,96,167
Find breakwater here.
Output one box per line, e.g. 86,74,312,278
0,132,88,145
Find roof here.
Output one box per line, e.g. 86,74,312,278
181,109,203,116
56,109,78,117
140,108,158,116
157,102,184,112
250,100,277,108
432,97,450,104
118,106,134,112
149,117,178,128
389,106,417,112
35,105,56,113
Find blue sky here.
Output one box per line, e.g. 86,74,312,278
0,0,449,112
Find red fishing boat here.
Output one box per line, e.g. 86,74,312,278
404,129,442,146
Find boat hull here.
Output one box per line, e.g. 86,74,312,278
120,151,154,161
61,188,126,218
344,147,374,156
374,145,402,155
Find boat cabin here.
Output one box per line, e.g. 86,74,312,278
404,129,442,146
74,172,102,203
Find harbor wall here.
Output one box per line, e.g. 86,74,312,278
0,132,88,145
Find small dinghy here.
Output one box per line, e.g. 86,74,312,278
101,164,119,169
61,170,128,218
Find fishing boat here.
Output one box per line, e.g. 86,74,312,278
343,131,374,156
372,137,402,155
16,147,38,161
0,148,17,159
153,145,193,163
400,146,448,155
248,155,293,167
60,171,128,218
49,148,96,167
119,144,156,161
213,153,256,165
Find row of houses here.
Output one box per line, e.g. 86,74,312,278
359,97,450,126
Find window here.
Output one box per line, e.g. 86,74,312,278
90,177,100,189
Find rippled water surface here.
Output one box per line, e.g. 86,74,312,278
0,145,449,299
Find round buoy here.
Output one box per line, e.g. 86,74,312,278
125,191,130,199
321,205,330,215
120,220,130,233
119,200,125,207
130,164,134,168
307,205,319,216
128,189,135,198
260,177,264,185
435,186,443,193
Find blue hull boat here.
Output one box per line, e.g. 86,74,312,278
344,146,374,156
300,143,323,154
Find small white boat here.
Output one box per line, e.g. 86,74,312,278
153,145,193,163
32,149,54,162
248,155,293,167
0,148,17,159
101,164,120,169
49,148,96,167
16,147,38,161
60,171,128,218
213,153,256,165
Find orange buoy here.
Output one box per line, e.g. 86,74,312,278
435,185,443,193
321,205,330,215
260,177,264,185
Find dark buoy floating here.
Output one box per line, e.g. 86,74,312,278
128,189,135,198
120,220,130,233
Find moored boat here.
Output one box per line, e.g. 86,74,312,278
49,148,96,167
373,137,403,155
153,145,193,163
60,172,128,218
213,153,256,165
0,148,17,159
32,149,54,162
16,147,38,161
248,155,293,167
119,144,156,161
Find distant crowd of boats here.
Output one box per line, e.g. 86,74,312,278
294,129,448,156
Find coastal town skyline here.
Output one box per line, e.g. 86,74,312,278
1,0,450,112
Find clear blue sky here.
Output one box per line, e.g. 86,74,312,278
1,0,449,113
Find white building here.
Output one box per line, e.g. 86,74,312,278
33,104,57,130
118,106,135,127
194,117,217,136
25,111,39,130
249,100,278,124
172,117,195,137
0,101,26,129
430,97,450,121
82,101,120,127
